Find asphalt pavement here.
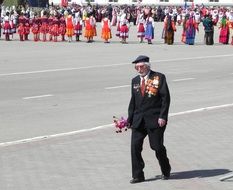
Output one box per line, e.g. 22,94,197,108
0,22,233,190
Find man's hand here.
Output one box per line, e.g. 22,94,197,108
158,118,167,127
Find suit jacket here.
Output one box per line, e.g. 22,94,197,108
128,70,170,129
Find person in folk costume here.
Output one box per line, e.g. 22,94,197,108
90,14,97,42
228,10,233,45
185,13,199,45
18,12,26,41
84,13,94,43
40,11,48,42
136,13,145,43
48,14,55,41
144,10,155,44
74,12,83,41
202,14,214,45
101,13,112,43
65,13,74,42
59,14,66,41
218,15,229,44
115,9,121,38
2,11,12,41
24,15,30,41
181,14,189,43
10,10,17,40
31,13,41,42
52,14,60,42
119,11,129,44
164,14,176,45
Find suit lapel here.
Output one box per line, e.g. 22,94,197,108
148,70,156,80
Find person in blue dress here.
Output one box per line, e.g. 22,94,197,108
185,14,199,45
144,11,155,44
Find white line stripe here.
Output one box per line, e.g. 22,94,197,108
169,103,233,117
1,54,233,77
0,103,233,148
0,124,112,147
23,94,53,100
0,63,128,77
152,54,233,63
173,78,195,82
105,85,130,90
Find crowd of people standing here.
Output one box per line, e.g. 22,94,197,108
0,3,233,45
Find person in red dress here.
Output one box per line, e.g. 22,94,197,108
59,15,66,41
101,14,112,43
48,14,54,41
31,13,41,42
119,12,129,44
18,12,26,41
218,15,229,44
24,15,30,41
66,13,74,42
136,13,145,43
2,12,12,41
84,14,94,43
52,15,60,42
40,12,48,42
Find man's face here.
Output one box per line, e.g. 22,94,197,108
135,62,150,77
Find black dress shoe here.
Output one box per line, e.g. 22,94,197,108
161,166,171,180
161,174,170,180
130,177,145,184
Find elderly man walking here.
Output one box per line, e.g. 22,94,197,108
127,55,171,184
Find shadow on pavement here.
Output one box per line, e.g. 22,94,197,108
170,169,232,179
143,169,232,182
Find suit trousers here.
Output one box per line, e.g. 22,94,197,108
205,31,214,45
131,119,171,178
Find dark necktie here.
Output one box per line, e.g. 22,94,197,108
141,77,145,96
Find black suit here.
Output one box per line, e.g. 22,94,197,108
128,70,171,179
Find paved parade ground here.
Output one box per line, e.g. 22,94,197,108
0,23,233,189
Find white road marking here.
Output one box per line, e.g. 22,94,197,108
152,54,233,63
0,103,233,148
169,103,233,117
172,78,195,82
0,63,128,77
23,94,53,100
105,85,130,90
1,54,233,77
0,124,112,147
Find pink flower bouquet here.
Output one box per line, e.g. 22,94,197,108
113,116,129,133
